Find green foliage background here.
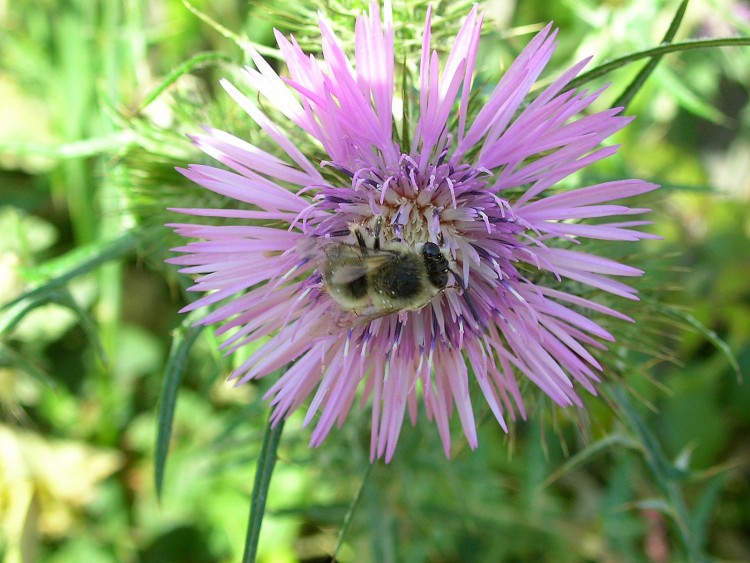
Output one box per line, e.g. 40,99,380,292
1,0,749,561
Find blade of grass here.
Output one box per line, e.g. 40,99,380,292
612,0,689,110
242,414,286,563
689,473,727,551
567,37,750,92
366,466,395,562
154,319,204,499
56,3,96,244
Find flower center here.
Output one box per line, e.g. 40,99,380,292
313,152,500,249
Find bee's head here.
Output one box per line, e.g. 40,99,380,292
421,242,450,289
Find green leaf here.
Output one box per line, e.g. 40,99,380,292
654,66,729,125
181,0,282,60
568,37,750,92
54,288,109,367
242,413,286,563
654,303,742,382
365,466,396,563
138,52,235,111
689,473,727,551
1,288,107,365
632,497,675,514
612,0,689,110
607,385,706,562
2,231,147,311
540,433,640,490
154,318,204,499
0,130,137,161
0,342,55,387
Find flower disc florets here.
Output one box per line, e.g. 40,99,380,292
168,3,658,461
308,149,525,341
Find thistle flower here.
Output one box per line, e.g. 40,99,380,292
168,3,658,461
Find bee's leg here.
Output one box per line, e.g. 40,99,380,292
450,268,484,333
353,228,368,255
372,215,383,250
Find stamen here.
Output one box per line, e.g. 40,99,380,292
446,177,457,208
379,176,392,205
478,210,491,233
360,331,370,358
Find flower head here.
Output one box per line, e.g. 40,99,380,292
169,4,658,461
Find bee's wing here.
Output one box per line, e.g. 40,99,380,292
309,302,401,337
324,244,397,285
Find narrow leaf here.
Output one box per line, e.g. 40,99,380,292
655,66,729,124
568,37,750,91
2,231,146,311
540,433,640,490
612,0,689,110
0,342,55,387
154,319,204,499
689,473,727,551
607,385,705,561
632,497,676,514
0,130,137,160
55,288,110,366
242,414,286,563
654,302,742,382
181,0,282,59
138,52,234,111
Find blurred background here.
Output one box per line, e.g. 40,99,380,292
1,0,749,561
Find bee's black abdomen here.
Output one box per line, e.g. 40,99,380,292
345,276,369,299
422,243,450,289
374,253,423,298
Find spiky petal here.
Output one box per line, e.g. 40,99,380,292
168,4,658,461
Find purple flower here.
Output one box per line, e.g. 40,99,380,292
168,4,658,461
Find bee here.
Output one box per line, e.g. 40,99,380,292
321,216,468,321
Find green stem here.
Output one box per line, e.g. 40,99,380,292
333,462,374,559
242,415,286,563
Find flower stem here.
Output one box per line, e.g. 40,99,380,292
333,462,374,559
242,414,285,563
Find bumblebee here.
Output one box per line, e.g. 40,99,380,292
322,217,459,316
